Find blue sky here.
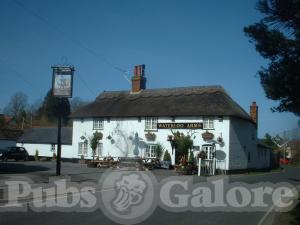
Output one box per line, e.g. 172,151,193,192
0,0,298,137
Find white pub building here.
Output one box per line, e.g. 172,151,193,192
70,65,270,171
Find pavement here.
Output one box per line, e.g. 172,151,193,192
0,161,299,225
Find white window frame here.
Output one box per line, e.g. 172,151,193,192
97,143,103,156
145,144,157,158
203,118,214,129
93,118,104,130
78,142,88,156
145,117,158,131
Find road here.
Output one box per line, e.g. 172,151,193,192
0,161,299,225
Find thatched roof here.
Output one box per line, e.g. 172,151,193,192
71,86,252,121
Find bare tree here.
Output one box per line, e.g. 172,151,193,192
4,92,28,128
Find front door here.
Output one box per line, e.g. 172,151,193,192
202,145,214,160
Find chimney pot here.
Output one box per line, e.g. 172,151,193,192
131,64,146,93
134,66,137,76
250,101,258,125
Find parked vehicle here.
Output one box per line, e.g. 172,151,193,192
0,147,29,161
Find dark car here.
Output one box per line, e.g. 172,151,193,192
0,147,29,161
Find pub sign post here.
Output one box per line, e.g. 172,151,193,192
52,66,74,176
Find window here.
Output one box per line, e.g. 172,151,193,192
93,118,104,130
78,142,88,156
145,117,158,130
145,144,157,158
97,143,103,156
202,145,214,159
203,118,214,129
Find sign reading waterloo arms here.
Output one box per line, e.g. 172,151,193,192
157,123,203,129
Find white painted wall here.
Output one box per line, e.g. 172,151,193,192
16,143,73,158
72,116,231,169
13,116,268,171
228,117,269,170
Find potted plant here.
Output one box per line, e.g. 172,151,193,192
145,132,156,141
176,155,193,175
89,131,103,162
161,150,171,169
202,131,214,141
35,149,39,161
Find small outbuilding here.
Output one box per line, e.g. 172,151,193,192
17,127,73,158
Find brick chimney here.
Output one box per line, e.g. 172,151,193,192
131,64,146,93
250,101,258,124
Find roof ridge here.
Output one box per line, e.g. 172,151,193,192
96,85,227,100
100,85,224,94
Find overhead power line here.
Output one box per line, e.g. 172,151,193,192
11,0,131,87
0,57,36,91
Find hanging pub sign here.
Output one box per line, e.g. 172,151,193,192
52,66,74,98
157,123,203,129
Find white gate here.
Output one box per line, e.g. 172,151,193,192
198,158,226,176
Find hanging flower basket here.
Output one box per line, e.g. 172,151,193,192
217,136,224,144
202,131,214,141
145,132,156,141
167,135,173,141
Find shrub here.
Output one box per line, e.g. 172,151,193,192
88,131,103,161
173,131,193,157
188,151,195,165
163,150,171,162
155,143,164,160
